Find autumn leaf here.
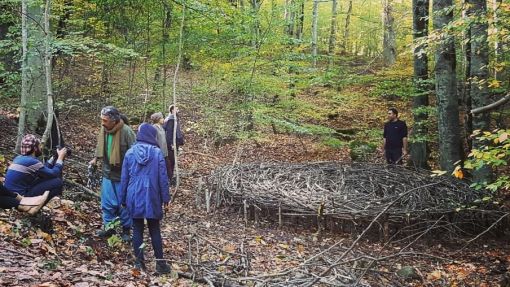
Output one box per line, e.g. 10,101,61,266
427,270,443,281
453,166,464,179
487,79,501,88
499,132,508,143
223,243,236,253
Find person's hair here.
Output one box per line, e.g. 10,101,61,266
101,106,121,122
168,105,175,114
150,112,164,124
120,114,130,125
388,107,398,116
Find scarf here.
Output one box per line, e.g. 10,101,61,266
95,120,124,166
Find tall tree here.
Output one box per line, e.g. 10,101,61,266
342,0,352,54
433,0,461,171
410,0,430,169
467,0,491,181
284,0,295,36
295,0,304,39
382,0,396,65
311,0,319,67
250,0,260,48
328,0,338,57
41,0,54,147
16,0,47,152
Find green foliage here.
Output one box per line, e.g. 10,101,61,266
462,130,510,192
42,259,61,271
349,140,377,161
107,234,122,248
372,77,414,99
322,137,345,149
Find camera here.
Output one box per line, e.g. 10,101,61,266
55,145,72,158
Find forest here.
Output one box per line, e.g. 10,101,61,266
0,0,509,286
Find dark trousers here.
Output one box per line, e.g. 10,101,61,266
24,178,63,201
0,184,19,209
385,148,403,165
132,218,164,262
166,147,176,180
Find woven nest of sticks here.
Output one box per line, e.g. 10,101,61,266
207,162,485,223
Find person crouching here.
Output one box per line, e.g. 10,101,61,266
119,123,171,274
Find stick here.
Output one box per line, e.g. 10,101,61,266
0,246,36,258
471,92,510,114
63,178,100,198
302,181,442,287
170,0,186,203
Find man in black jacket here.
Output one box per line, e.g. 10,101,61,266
383,108,408,164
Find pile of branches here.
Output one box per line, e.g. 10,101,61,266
207,162,496,227
178,234,379,287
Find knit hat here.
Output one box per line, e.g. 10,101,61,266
20,134,40,156
150,112,164,124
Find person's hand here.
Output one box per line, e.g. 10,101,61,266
402,150,408,157
57,147,67,160
89,158,97,166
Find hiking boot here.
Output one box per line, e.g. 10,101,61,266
156,260,171,274
121,227,131,242
96,228,116,238
17,191,50,215
134,259,146,271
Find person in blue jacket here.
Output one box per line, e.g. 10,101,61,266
120,123,171,274
5,134,67,202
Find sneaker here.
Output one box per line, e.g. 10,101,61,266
156,260,171,274
134,259,146,271
96,228,116,238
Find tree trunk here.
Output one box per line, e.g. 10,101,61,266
342,0,352,54
311,0,319,67
433,0,461,171
41,0,54,148
382,0,396,66
296,0,304,39
285,0,295,36
251,0,260,48
410,0,430,169
492,0,502,80
328,0,338,57
17,0,47,152
16,0,29,153
467,0,491,182
161,0,172,105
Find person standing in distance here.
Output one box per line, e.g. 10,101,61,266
383,108,408,164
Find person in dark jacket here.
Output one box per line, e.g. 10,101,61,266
5,134,67,201
383,108,408,164
89,106,136,240
163,105,184,182
0,183,49,215
120,123,171,274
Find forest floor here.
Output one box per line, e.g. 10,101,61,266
1,58,509,287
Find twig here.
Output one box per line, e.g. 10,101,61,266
63,178,100,198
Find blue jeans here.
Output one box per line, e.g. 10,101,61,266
132,218,164,261
101,177,132,229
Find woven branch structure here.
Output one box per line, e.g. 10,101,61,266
207,162,486,223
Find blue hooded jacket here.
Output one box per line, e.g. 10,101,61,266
120,123,170,219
